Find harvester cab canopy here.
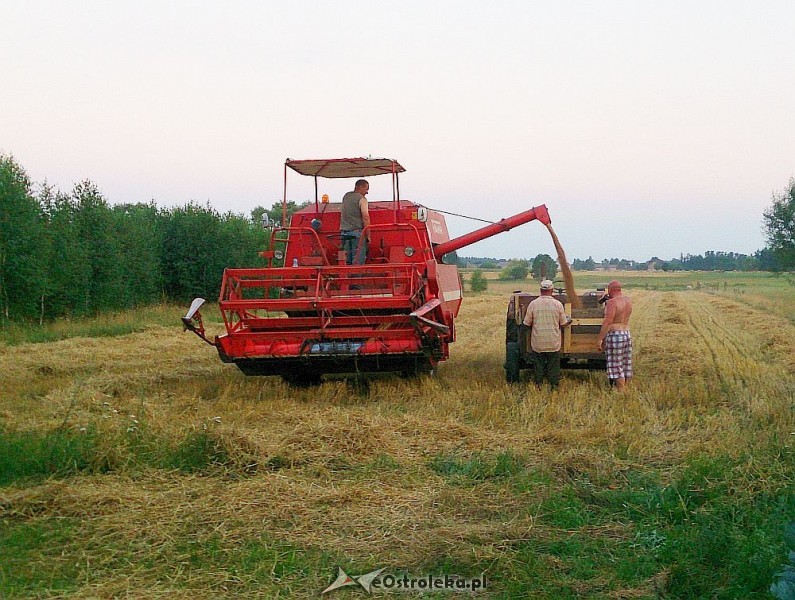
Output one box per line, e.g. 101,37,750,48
285,157,405,178
285,158,406,217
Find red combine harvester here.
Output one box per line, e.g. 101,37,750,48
183,158,551,385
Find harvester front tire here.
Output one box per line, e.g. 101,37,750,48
505,342,521,384
399,358,435,379
281,371,322,387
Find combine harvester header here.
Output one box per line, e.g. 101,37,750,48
183,157,551,385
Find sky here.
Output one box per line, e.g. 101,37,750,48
2,1,794,262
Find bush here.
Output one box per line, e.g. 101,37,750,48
499,260,530,280
470,270,488,291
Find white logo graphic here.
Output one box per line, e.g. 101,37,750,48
322,567,387,594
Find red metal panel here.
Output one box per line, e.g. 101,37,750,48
426,210,451,246
435,263,463,318
218,335,422,358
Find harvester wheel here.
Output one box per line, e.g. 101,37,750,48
281,371,322,387
399,358,435,379
411,366,435,380
505,341,521,384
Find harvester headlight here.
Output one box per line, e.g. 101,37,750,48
274,250,284,260
404,246,415,257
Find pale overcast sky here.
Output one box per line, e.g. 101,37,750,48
2,1,793,262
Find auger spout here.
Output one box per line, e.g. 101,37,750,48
432,204,550,260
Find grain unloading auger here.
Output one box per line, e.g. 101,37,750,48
182,158,551,385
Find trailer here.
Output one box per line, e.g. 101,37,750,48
504,285,608,383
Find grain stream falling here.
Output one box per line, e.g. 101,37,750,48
545,222,582,308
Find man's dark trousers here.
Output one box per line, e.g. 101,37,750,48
531,351,561,388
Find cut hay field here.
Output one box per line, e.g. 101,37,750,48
1,272,794,598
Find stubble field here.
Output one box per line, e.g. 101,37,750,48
1,272,794,598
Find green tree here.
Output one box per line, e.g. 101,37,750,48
72,181,121,313
441,250,460,266
754,248,779,271
469,269,488,291
111,203,164,307
40,187,92,317
219,211,268,269
530,254,557,280
251,200,309,228
499,260,530,280
161,203,224,302
573,256,595,270
162,203,277,302
0,155,48,322
763,178,795,270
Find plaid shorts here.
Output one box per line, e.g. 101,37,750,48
605,331,633,380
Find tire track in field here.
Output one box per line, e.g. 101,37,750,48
625,290,658,342
702,294,795,371
636,291,734,387
692,292,794,373
680,293,760,390
622,290,703,382
693,296,759,357
684,302,746,393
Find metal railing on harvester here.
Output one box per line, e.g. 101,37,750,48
218,264,425,344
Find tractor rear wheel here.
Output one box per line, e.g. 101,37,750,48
505,341,521,383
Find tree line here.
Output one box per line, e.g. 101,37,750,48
0,155,270,324
2,153,792,320
571,250,778,272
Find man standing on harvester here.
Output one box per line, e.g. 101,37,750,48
522,279,571,388
597,280,633,391
339,179,370,265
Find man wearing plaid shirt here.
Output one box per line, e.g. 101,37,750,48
522,280,571,388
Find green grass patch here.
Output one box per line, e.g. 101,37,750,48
0,302,224,346
0,427,107,485
502,534,658,598
125,427,230,473
0,426,231,486
0,516,342,597
543,450,795,598
0,518,83,596
536,485,598,529
474,448,795,597
172,533,325,588
429,449,525,483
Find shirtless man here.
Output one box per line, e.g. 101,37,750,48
597,280,633,391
